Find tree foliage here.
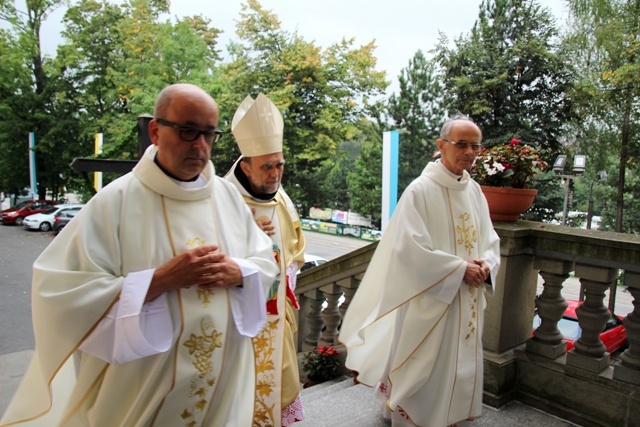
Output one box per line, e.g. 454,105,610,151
564,0,640,232
0,0,66,199
347,120,384,224
435,0,574,154
50,0,222,196
434,0,576,221
386,50,445,195
5,0,640,234
218,0,388,216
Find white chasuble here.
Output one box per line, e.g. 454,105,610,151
152,197,239,426
1,145,278,427
339,161,500,427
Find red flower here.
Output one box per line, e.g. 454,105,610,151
510,138,521,146
303,345,341,382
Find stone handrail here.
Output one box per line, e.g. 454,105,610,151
294,221,640,426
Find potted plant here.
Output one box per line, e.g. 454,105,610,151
470,138,548,221
302,345,341,387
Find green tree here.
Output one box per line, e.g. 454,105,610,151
347,120,384,224
0,0,66,199
565,0,640,232
52,0,224,195
0,30,33,197
435,0,575,221
387,50,445,194
435,0,574,153
219,0,388,216
318,139,363,211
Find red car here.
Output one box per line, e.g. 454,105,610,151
533,299,627,353
0,200,57,226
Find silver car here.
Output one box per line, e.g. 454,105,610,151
23,204,84,232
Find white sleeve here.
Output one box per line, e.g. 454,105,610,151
422,261,466,304
79,269,173,365
229,257,267,337
286,262,299,291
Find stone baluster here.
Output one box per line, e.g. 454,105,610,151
319,283,343,346
614,271,640,385
566,264,618,373
301,289,325,351
526,259,572,359
336,274,362,321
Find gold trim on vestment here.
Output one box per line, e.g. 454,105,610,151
151,195,230,426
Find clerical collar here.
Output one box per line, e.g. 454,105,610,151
435,159,464,181
154,155,199,182
234,161,278,201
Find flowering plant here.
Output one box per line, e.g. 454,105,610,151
302,346,341,382
471,138,548,188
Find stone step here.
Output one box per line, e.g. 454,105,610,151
298,375,355,400
298,377,387,426
297,377,578,427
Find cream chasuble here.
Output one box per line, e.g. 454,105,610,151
1,146,278,427
225,159,306,427
339,161,500,427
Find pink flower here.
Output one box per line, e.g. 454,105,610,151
470,138,547,188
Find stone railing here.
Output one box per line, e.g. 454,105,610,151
294,221,640,427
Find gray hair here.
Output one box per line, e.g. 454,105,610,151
440,114,477,139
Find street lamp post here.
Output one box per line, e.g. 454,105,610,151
586,170,607,229
553,154,586,226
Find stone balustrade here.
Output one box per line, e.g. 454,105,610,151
294,221,640,426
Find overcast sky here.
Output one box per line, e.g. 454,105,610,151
33,0,570,96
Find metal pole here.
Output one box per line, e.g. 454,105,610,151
562,176,571,226
587,179,595,229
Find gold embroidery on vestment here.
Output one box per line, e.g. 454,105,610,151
179,318,223,425
465,286,479,341
196,289,216,307
455,212,477,256
187,237,205,248
252,317,281,426
185,237,217,306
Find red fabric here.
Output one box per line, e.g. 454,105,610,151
266,298,278,315
286,279,300,310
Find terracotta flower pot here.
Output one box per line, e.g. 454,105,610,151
480,186,538,222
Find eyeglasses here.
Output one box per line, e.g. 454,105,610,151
442,139,482,152
155,118,223,144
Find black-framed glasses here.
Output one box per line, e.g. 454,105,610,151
442,139,482,152
155,118,223,144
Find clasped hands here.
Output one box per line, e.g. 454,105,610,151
147,245,242,301
463,258,490,289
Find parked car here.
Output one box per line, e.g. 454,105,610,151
23,204,84,232
532,299,627,353
53,209,80,235
298,254,329,274
1,200,57,226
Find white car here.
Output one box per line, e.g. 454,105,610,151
298,254,328,274
23,204,84,232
